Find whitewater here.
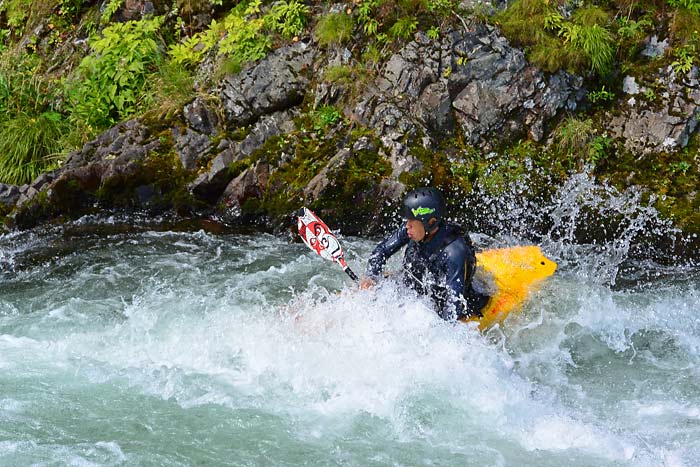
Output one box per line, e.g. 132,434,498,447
1,174,699,466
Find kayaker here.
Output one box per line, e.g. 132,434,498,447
359,187,490,320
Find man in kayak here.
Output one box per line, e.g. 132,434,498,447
359,187,490,320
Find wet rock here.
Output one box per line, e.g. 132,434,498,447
189,148,237,202
304,148,352,200
218,162,270,214
172,126,212,170
352,24,584,173
189,110,297,202
238,110,297,158
8,118,168,228
0,184,20,207
449,25,582,145
416,81,455,134
184,97,220,135
218,41,315,128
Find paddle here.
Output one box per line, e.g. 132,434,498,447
296,207,359,282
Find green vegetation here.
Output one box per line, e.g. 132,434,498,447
588,86,615,104
0,0,698,233
266,0,310,38
69,16,164,131
0,111,67,184
315,12,354,47
497,0,615,77
0,51,69,184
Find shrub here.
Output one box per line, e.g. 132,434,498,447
266,0,310,38
169,0,271,69
69,16,164,131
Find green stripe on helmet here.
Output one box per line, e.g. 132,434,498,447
411,206,436,217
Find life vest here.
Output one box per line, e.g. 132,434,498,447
402,224,482,316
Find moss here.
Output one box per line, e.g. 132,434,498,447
234,118,393,233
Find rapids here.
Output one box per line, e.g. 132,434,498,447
1,175,699,466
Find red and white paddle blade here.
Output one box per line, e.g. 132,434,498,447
297,207,348,268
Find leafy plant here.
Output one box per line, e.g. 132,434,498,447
671,43,696,74
587,135,612,165
388,16,418,40
217,1,271,63
312,105,343,132
668,0,700,13
617,17,653,40
69,16,164,131
425,0,456,17
101,0,124,23
315,12,355,47
357,0,381,35
169,0,271,69
427,26,440,40
589,85,615,103
669,161,692,174
0,0,32,33
266,0,310,38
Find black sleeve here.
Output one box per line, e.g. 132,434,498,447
365,226,409,279
436,240,468,320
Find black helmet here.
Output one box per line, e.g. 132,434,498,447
401,187,445,231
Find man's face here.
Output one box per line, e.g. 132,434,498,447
406,218,426,242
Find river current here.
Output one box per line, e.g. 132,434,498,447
1,175,699,466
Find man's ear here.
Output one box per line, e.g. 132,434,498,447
428,218,437,228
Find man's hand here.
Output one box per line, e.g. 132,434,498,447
359,277,376,290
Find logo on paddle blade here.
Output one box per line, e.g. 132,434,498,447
297,208,347,268
411,206,435,217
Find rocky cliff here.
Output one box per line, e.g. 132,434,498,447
0,0,698,239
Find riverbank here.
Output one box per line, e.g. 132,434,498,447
0,1,698,238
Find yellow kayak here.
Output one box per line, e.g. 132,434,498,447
463,246,558,329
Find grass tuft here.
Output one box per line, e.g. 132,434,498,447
0,112,69,185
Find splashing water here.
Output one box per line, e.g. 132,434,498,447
1,174,699,466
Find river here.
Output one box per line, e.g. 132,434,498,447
1,175,699,466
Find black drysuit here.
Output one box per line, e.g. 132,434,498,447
366,223,489,320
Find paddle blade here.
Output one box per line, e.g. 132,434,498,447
296,207,349,269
